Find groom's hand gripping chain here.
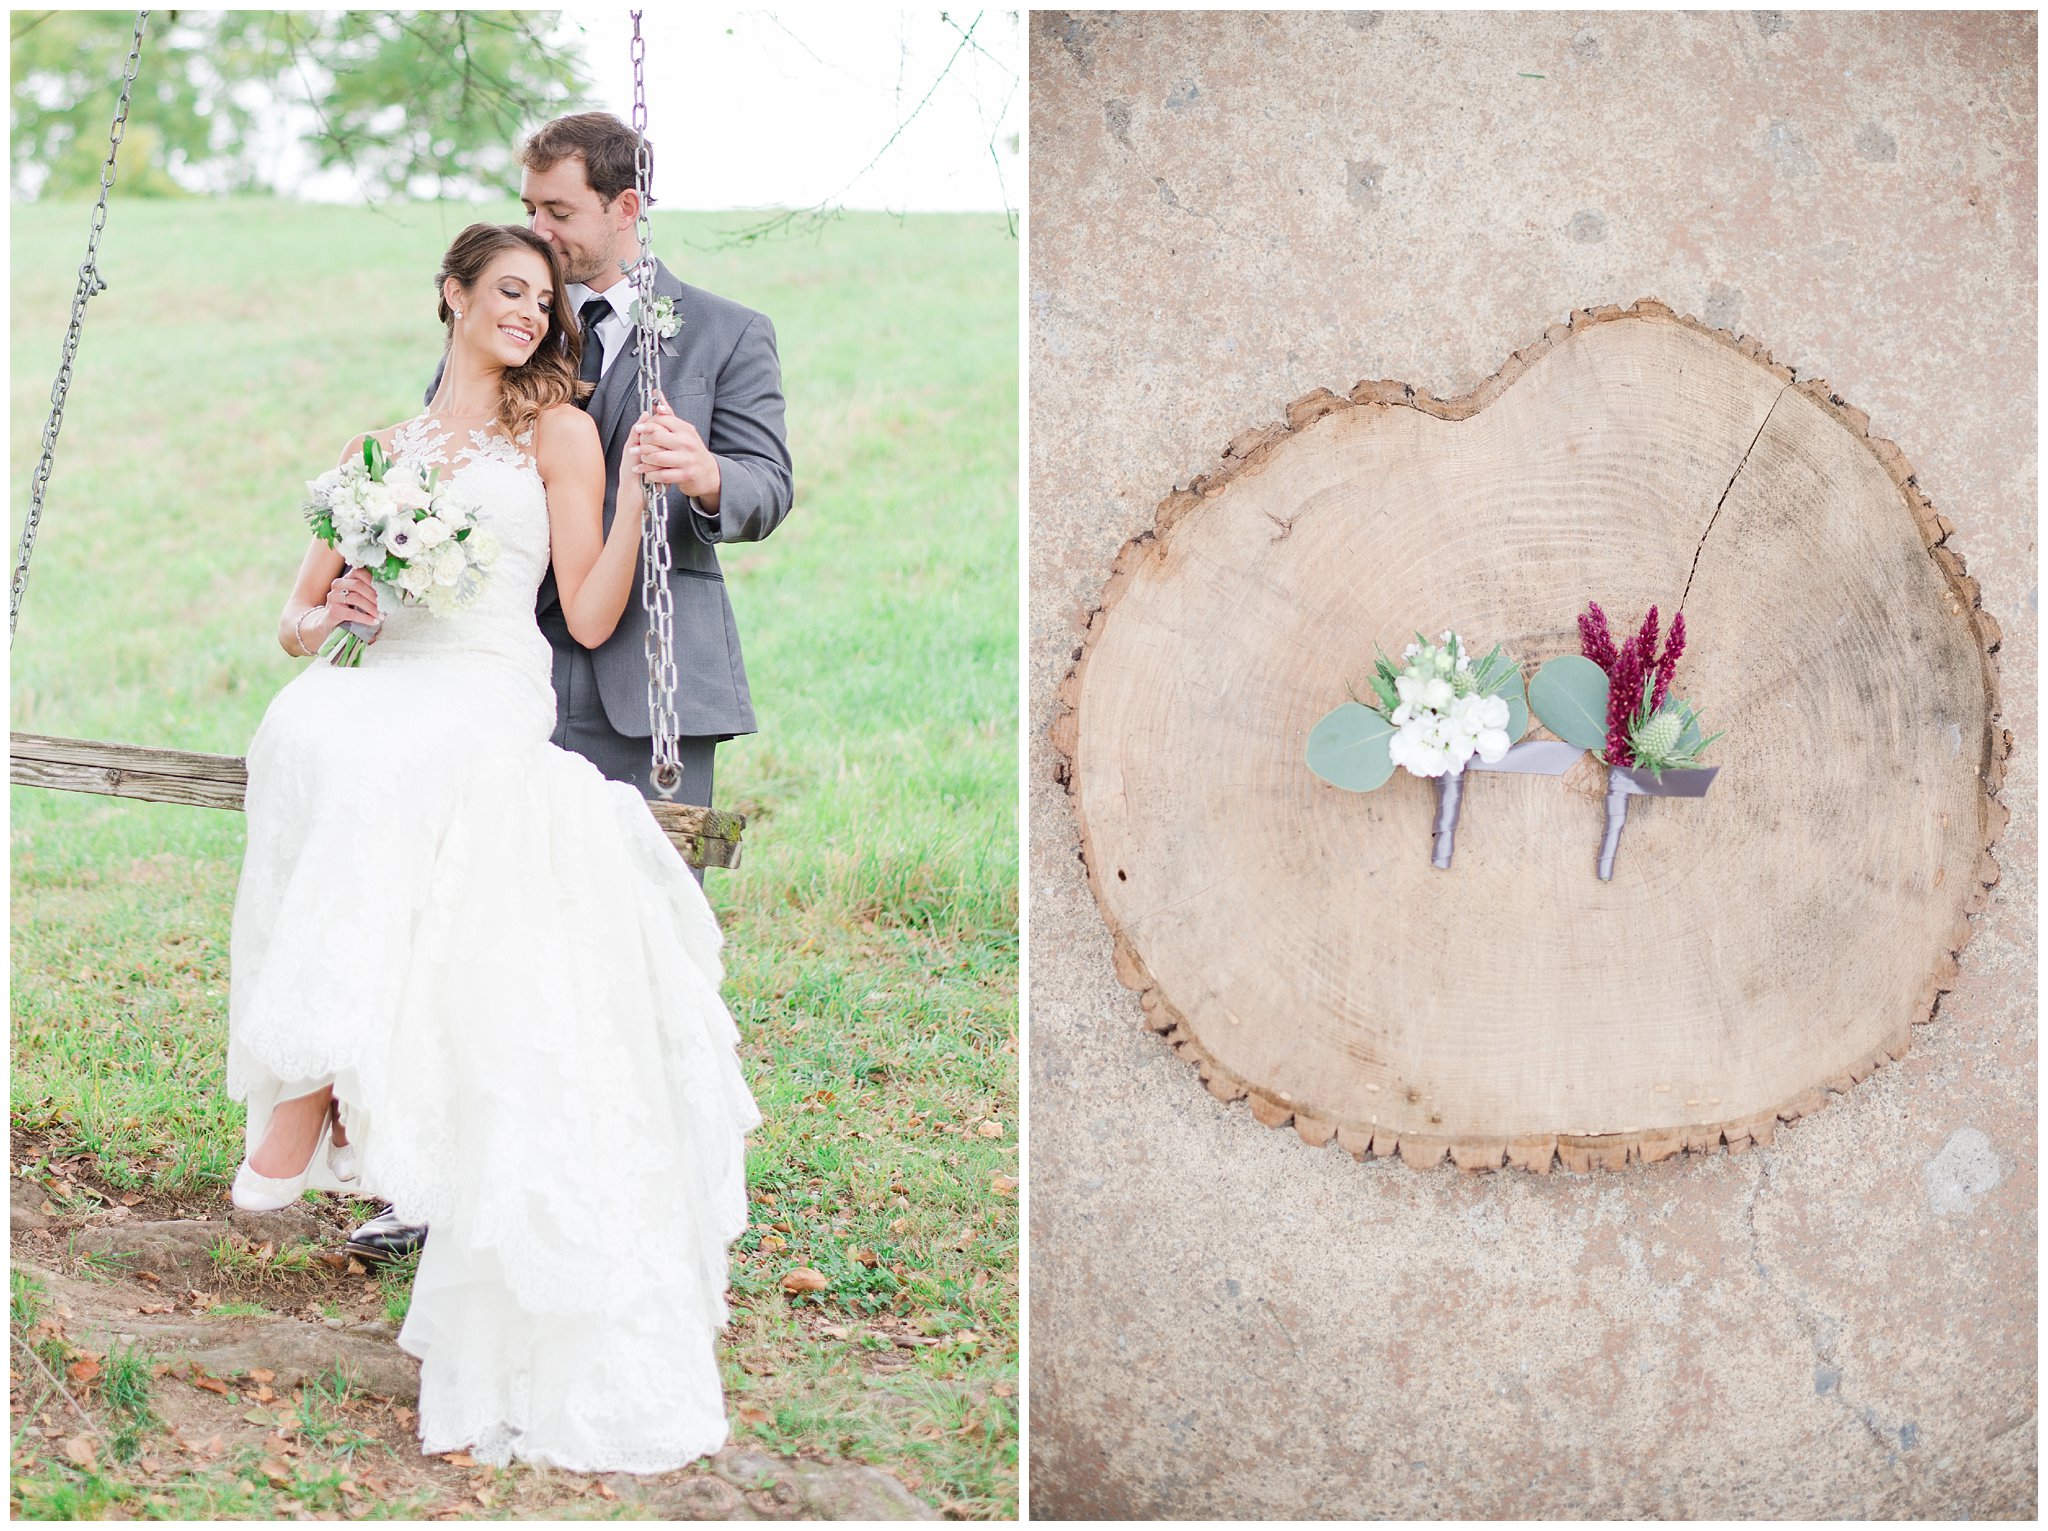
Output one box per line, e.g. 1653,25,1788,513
631,392,722,511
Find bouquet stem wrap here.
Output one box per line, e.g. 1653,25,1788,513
1598,763,1721,881
1427,740,1586,870
1430,773,1463,870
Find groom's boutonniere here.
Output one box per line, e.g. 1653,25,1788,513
630,293,682,340
1528,602,1724,880
1306,630,1583,868
615,257,683,340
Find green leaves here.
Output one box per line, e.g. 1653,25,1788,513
1305,702,1396,792
1528,655,1610,750
362,435,388,480
11,11,593,203
1470,646,1530,744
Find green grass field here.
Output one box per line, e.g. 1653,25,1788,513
10,199,1018,1516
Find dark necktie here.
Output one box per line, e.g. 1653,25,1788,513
576,296,611,393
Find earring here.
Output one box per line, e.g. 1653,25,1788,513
453,308,463,320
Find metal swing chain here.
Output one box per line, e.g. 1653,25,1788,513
629,10,683,798
11,10,150,638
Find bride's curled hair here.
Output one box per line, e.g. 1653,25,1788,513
435,223,590,440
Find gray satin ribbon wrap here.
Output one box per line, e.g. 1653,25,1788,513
1598,763,1720,880
1430,740,1586,869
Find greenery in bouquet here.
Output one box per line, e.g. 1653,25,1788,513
301,436,495,665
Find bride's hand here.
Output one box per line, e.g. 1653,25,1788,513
620,424,651,521
323,566,382,639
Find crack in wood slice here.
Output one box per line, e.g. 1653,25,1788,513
1051,299,2007,1173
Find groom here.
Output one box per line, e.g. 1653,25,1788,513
352,111,794,1265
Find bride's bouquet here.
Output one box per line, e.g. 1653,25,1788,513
302,437,495,665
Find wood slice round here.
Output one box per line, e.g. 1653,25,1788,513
1052,301,2008,1173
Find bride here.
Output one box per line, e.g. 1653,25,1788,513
222,222,760,1471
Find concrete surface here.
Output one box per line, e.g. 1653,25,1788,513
1027,11,2035,1519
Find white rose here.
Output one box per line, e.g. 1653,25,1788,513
430,541,466,584
396,561,435,598
464,529,500,565
1421,677,1455,711
356,490,397,530
384,466,433,512
411,515,453,549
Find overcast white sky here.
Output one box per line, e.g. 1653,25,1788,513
292,8,1024,214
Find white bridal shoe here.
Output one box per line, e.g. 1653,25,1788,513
231,1117,334,1211
327,1130,360,1185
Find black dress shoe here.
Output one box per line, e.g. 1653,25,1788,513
346,1203,428,1265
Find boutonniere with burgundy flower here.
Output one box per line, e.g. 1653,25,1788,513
1528,602,1724,879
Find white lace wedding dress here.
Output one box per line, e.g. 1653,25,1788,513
225,415,760,1471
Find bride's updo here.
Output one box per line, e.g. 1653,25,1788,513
435,223,589,441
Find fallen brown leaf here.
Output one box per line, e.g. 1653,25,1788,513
978,1121,1004,1137
137,1303,175,1315
440,1450,476,1467
736,1404,770,1426
474,1488,495,1508
191,1370,230,1396
255,1385,277,1404
991,1175,1018,1196
62,1434,96,1467
248,1367,275,1384
120,1191,144,1207
780,1267,828,1294
592,1479,617,1500
758,1234,786,1253
346,1257,368,1276
258,1457,293,1486
67,1357,102,1384
740,1356,777,1376
849,1247,879,1268
393,1406,416,1427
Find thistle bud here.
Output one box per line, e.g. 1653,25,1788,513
1632,708,1682,763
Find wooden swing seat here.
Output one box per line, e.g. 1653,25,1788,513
8,731,744,870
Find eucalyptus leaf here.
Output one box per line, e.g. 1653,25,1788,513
1306,702,1396,792
1504,687,1530,744
1528,655,1611,750
1472,653,1531,744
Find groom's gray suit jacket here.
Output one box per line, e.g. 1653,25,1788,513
429,258,793,739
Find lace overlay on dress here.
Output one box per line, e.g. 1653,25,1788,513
224,415,757,1472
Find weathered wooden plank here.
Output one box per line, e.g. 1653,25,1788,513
10,731,743,870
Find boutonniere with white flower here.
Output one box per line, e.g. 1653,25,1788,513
301,435,493,666
629,292,682,340
1528,602,1724,880
1307,631,1584,868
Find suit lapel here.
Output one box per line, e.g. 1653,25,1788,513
593,261,688,462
